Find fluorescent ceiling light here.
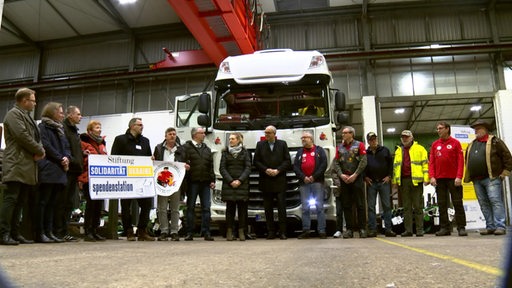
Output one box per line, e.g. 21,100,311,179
470,105,482,112
387,128,396,133
394,108,405,114
119,0,137,4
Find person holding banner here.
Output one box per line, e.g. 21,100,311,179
182,127,215,241
219,132,251,241
111,117,155,241
36,102,71,243
78,120,107,242
153,127,187,241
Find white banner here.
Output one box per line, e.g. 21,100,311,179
88,155,155,200
153,161,187,196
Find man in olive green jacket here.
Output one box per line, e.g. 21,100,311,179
0,88,45,245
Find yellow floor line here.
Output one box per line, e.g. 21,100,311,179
376,238,502,276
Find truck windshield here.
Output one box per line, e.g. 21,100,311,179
213,84,330,130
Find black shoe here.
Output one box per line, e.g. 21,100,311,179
367,230,377,238
401,231,413,237
435,229,451,236
48,232,65,243
297,231,310,239
204,234,214,241
319,232,327,239
12,234,34,244
343,230,353,239
266,232,276,240
184,234,193,241
416,232,424,237
93,233,106,241
457,227,468,236
158,233,169,241
36,234,55,243
279,234,287,240
359,229,368,238
1,234,19,245
385,230,397,237
170,233,180,241
84,234,96,242
245,234,256,240
63,235,79,242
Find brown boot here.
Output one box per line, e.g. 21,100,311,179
126,228,136,241
238,229,245,241
137,230,155,241
226,228,233,241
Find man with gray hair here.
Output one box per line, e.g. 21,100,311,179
294,131,328,239
55,106,83,241
182,127,215,241
332,126,367,238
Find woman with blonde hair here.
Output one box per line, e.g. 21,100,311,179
219,132,251,241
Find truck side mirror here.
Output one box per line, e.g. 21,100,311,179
334,91,346,111
197,114,211,127
198,92,211,114
336,111,350,126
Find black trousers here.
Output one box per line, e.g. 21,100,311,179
262,191,287,234
339,176,366,231
54,173,79,236
121,197,152,233
0,182,32,237
436,178,466,230
225,200,248,231
83,183,104,234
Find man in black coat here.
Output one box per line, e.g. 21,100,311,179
182,127,215,241
111,117,155,241
55,106,83,241
254,125,291,240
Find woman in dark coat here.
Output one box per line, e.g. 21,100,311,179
219,132,251,241
78,120,108,242
36,102,71,243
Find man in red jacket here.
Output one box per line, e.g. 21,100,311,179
429,121,467,236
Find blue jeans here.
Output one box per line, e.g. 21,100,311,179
367,181,392,231
473,177,506,230
299,182,326,233
186,181,211,235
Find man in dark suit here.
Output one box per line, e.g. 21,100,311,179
254,125,291,240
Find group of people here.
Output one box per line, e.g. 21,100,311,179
1,87,511,246
332,121,511,240
0,88,88,245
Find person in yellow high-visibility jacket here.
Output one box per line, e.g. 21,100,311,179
392,130,430,237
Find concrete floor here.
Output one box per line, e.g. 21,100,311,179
0,230,509,288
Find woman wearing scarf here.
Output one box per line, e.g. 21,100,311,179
219,132,251,241
78,120,108,242
36,102,71,243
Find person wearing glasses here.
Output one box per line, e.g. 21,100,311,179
0,88,45,245
254,125,291,240
111,118,155,241
294,131,328,239
332,126,367,238
429,121,467,237
182,127,215,241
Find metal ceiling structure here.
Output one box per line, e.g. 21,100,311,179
0,0,507,135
